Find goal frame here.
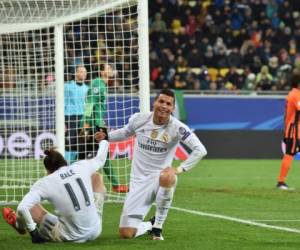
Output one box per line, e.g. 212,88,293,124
0,0,150,204
0,0,150,155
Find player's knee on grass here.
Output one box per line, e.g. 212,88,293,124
119,227,136,239
159,167,176,188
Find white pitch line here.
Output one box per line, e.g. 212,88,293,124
252,220,300,222
171,206,300,234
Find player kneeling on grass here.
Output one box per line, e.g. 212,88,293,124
96,89,207,240
2,135,108,244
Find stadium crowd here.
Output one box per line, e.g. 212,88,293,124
2,0,300,94
148,0,300,92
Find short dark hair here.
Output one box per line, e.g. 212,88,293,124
43,148,67,173
290,73,300,88
154,89,175,105
99,63,112,71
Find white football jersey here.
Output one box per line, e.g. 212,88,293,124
17,140,108,240
109,112,207,181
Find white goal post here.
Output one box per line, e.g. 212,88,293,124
0,0,150,204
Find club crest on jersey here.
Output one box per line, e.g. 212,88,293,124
151,130,158,139
162,133,169,143
93,87,99,94
179,127,191,141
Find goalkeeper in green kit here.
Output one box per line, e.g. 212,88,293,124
80,63,128,193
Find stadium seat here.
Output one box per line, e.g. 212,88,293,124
207,68,218,81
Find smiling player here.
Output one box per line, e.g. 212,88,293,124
96,89,207,240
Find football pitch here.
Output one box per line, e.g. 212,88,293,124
1,159,300,250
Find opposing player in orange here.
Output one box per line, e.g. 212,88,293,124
277,73,300,190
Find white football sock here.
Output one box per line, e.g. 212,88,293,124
134,221,152,238
154,186,175,229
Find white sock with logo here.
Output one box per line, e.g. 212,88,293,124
154,186,175,229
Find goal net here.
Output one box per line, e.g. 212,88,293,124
0,0,149,204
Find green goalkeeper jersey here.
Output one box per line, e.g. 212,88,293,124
82,77,107,128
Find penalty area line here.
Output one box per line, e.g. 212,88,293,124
171,206,300,234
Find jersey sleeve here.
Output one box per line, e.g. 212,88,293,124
177,124,207,172
108,113,139,141
75,140,109,174
17,181,46,232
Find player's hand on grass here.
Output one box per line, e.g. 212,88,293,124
30,228,46,244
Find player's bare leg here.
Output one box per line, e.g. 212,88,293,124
29,204,48,224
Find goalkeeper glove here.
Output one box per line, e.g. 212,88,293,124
30,228,46,244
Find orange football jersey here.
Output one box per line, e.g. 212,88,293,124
284,88,300,139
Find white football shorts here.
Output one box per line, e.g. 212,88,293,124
39,195,103,243
119,174,160,228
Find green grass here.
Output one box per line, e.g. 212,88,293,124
2,159,300,250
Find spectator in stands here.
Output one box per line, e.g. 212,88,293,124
175,56,188,78
278,48,292,66
200,71,212,90
171,17,184,35
173,74,187,89
150,13,167,34
0,67,16,89
268,56,280,80
146,0,300,93
185,15,197,36
243,73,256,91
227,47,242,68
255,65,274,90
225,66,244,89
62,0,300,93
